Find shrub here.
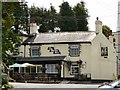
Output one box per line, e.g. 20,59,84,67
2,78,8,86
2,83,14,89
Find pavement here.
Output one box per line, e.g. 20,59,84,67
9,82,100,88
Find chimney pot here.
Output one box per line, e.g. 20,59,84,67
96,17,99,20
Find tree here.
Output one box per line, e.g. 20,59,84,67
102,25,112,38
29,5,42,24
2,2,21,65
37,8,51,32
73,1,89,31
29,6,49,32
29,5,58,33
58,1,77,32
47,4,58,32
13,2,29,34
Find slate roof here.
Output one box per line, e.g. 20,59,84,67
23,31,96,45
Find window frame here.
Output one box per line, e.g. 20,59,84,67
101,47,108,56
70,63,79,75
69,44,80,57
30,46,40,57
45,64,58,74
36,65,42,73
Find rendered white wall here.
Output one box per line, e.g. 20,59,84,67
118,1,120,31
91,33,117,80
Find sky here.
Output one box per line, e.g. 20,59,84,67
25,0,119,32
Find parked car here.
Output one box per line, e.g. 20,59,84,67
98,80,120,89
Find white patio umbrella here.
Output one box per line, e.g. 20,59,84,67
21,63,35,73
9,63,25,73
9,63,22,68
21,63,35,67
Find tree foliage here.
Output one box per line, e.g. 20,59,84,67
2,2,21,64
102,25,112,38
47,5,58,32
73,1,89,31
29,1,89,32
58,2,77,32
29,5,58,32
13,2,29,34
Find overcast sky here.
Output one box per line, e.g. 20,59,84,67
25,0,119,32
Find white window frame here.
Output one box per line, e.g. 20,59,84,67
36,65,42,73
71,63,79,75
101,47,108,56
69,44,80,57
45,64,58,73
31,46,40,57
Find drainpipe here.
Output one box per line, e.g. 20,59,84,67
63,62,65,79
117,56,119,76
24,45,26,57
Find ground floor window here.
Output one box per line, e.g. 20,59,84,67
19,65,42,73
20,67,24,73
11,64,60,74
36,65,42,73
71,63,79,75
45,64,58,73
29,66,35,73
14,67,19,72
31,65,42,73
26,67,30,73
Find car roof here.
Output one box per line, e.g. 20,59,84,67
110,80,120,87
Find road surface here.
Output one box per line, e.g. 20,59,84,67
9,82,100,88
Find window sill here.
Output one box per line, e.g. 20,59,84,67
69,56,80,57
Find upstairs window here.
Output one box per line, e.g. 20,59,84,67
30,46,40,57
101,47,108,56
69,44,80,57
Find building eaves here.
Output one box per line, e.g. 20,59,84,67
16,56,66,62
